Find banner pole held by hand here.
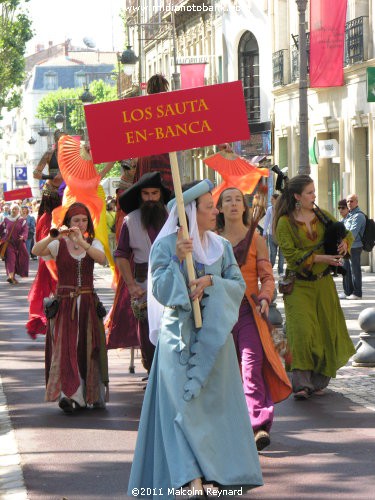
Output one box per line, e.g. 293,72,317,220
169,151,202,329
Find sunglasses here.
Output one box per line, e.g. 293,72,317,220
338,206,347,210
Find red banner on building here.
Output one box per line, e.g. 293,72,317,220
3,186,32,201
84,81,250,164
309,0,347,88
180,64,206,89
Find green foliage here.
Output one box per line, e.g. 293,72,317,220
0,1,33,117
36,81,118,135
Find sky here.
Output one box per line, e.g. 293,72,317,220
24,0,125,55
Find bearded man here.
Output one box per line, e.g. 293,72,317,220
114,172,171,372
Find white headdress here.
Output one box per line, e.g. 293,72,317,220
148,180,224,344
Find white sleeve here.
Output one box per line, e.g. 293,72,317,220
91,238,104,252
44,239,60,260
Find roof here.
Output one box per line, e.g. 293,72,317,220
33,63,116,90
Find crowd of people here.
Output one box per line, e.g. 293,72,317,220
0,74,363,499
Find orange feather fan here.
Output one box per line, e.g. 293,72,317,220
52,135,103,227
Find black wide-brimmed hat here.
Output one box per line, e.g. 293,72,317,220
119,172,172,214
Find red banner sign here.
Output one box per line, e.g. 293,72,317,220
3,187,33,201
180,64,206,89
309,0,347,88
84,81,250,164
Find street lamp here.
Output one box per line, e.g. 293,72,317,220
27,136,37,145
80,86,95,103
296,0,310,174
54,110,65,130
120,45,138,76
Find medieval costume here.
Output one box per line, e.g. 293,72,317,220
111,172,170,371
232,231,291,446
276,184,355,396
0,205,29,284
27,132,65,338
33,203,108,412
105,164,136,349
128,180,263,499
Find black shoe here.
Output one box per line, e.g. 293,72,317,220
255,430,271,451
58,397,75,414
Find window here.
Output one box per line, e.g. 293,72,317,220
43,71,58,90
74,70,86,88
238,32,260,124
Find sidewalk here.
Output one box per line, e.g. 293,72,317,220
1,263,375,499
274,270,375,411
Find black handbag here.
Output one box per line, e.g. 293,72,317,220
96,299,107,319
43,297,60,319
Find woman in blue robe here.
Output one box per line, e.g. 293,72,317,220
128,180,263,499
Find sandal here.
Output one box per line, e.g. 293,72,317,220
294,388,310,400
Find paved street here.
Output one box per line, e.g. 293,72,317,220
1,260,375,500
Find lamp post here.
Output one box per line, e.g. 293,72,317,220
296,0,310,174
125,17,181,92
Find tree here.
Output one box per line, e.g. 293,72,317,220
36,81,120,178
0,0,33,117
36,81,118,133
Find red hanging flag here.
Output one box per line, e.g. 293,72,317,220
309,0,347,88
180,64,206,89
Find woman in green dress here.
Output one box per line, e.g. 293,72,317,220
274,175,355,399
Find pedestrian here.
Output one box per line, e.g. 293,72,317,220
110,172,171,373
31,202,109,413
338,199,349,221
263,193,284,275
132,75,173,192
216,187,291,451
21,205,36,257
339,193,366,300
128,180,263,499
0,203,29,284
274,175,355,399
0,203,10,223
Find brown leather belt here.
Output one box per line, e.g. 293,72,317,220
56,286,94,320
295,267,331,281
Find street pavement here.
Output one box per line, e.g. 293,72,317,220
1,260,375,500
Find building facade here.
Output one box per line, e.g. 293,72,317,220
271,0,375,268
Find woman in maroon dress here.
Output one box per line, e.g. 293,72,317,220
0,203,29,284
32,203,109,413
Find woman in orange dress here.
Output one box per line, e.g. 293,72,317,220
217,187,291,451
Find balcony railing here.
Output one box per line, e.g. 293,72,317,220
291,32,310,82
272,50,285,86
345,16,365,65
287,17,366,84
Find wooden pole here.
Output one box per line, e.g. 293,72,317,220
169,151,202,328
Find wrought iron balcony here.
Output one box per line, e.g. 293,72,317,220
291,32,310,82
272,50,285,86
345,16,365,65
289,17,365,83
